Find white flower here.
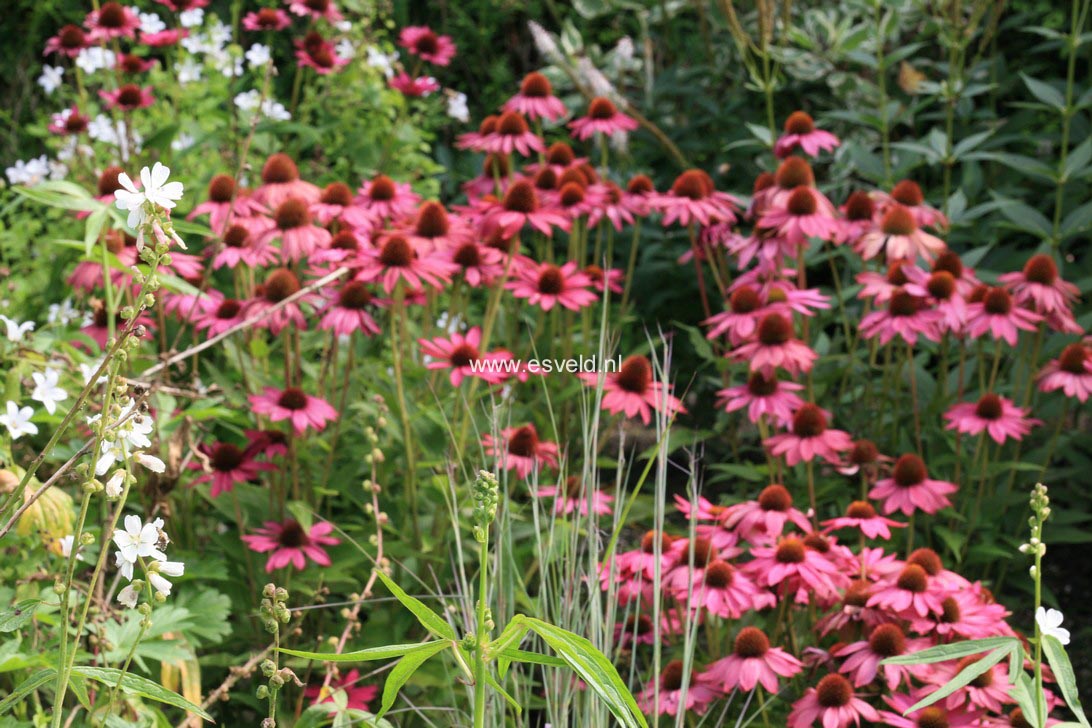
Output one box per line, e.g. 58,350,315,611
113,514,166,564
446,92,469,123
135,452,165,473
179,8,204,27
180,33,206,54
5,157,50,187
0,402,37,440
139,12,166,34
245,43,271,68
148,560,184,596
528,21,562,64
56,535,83,561
1036,607,1071,645
87,114,119,145
365,46,397,78
80,358,108,386
30,369,67,415
335,20,352,32
177,57,203,85
206,19,232,48
335,39,355,60
37,65,64,95
576,57,615,98
213,51,243,78
262,100,291,121
0,315,35,342
117,583,140,608
48,299,80,326
171,132,196,152
75,47,115,74
114,162,184,228
105,469,127,498
234,89,260,111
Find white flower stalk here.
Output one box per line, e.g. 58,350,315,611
31,368,68,415
113,514,166,564
528,21,563,64
0,401,38,440
1036,607,1071,645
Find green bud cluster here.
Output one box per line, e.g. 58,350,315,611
471,470,499,543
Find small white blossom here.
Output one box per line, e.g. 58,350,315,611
30,369,67,415
5,157,50,187
113,514,166,564
447,92,469,123
576,57,615,98
135,452,166,473
105,469,127,498
180,32,208,54
177,57,203,84
80,358,108,386
528,21,563,64
117,583,140,608
245,43,271,69
206,19,232,48
171,132,196,152
0,315,34,342
212,50,243,78
179,8,204,27
56,535,84,561
0,402,37,440
262,100,291,121
114,162,184,229
87,114,119,145
148,560,184,596
335,20,352,32
365,46,397,78
1037,607,1071,645
335,39,355,60
75,47,116,74
234,89,260,111
37,65,64,95
139,12,166,35
48,299,80,326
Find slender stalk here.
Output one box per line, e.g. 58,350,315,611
389,284,421,547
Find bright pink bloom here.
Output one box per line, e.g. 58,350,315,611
758,186,840,245
701,627,802,693
252,153,321,209
652,169,739,227
286,0,343,22
295,31,350,74
505,72,567,121
869,454,957,516
187,174,265,235
398,26,456,66
486,180,570,237
731,313,818,378
258,197,332,261
1038,342,1092,402
242,519,340,572
311,183,375,230
876,180,948,229
44,24,90,57
194,297,247,336
822,501,904,540
856,205,946,262
858,288,942,345
999,253,1079,315
304,670,378,714
318,281,383,337
577,355,685,424
944,393,1040,444
142,28,187,46
867,564,944,618
965,286,1042,346
569,97,638,140
787,674,879,728
879,690,983,728
356,234,455,292
85,2,141,41
908,583,1011,640
745,537,848,603
98,84,155,111
722,484,811,544
665,548,774,618
154,0,209,11
210,221,280,270
534,477,614,516
389,72,440,97
834,623,927,689
508,260,597,312
399,201,471,252
764,403,853,466
117,53,156,74
774,111,840,158
250,387,338,435
444,240,506,287
192,441,273,498
480,111,545,156
355,174,421,221
482,424,559,479
419,327,512,386
937,657,1014,714
636,660,719,717
717,371,805,428
242,8,292,31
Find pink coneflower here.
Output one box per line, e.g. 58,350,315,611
398,25,456,66
859,288,942,345
704,285,768,344
939,657,1013,714
909,585,1012,640
356,234,454,292
355,174,420,221
192,441,273,498
746,537,847,602
880,692,983,728
637,660,719,717
614,613,670,648
141,28,187,46
577,355,685,425
534,476,614,516
822,501,904,540
482,424,559,479
456,115,499,153
242,518,340,572
99,84,155,111
944,393,1040,444
508,260,596,312
286,0,343,23
388,72,440,97
856,204,946,262
49,106,90,136
583,265,623,295
295,31,350,75
774,111,840,158
667,548,775,618
836,190,878,245
311,182,373,230
242,7,292,31
569,97,638,140
869,454,957,516
788,674,879,728
586,182,636,231
444,240,506,287
247,429,289,458
44,24,90,57
505,71,567,121
856,261,916,305
965,286,1042,346
1039,342,1092,402
194,297,247,336
249,387,338,435
70,229,135,291
731,313,818,377
245,268,317,334
653,169,739,227
486,180,570,237
764,403,853,466
758,186,840,245
210,221,280,269
478,111,544,156
117,53,156,74
252,153,321,209
318,281,382,337
621,174,657,216
260,197,332,261
674,495,730,523
835,439,891,478
867,564,943,618
723,484,811,544
304,670,378,714
85,2,141,41
999,253,1079,315
701,627,802,693
879,180,948,229
401,201,470,252
904,269,966,335
188,174,264,235
155,0,209,11
419,327,511,386
835,623,925,689
717,372,805,428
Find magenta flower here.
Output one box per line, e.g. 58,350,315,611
389,72,440,97
187,174,264,235
194,297,247,336
295,31,350,75
318,281,382,337
701,627,802,693
878,179,948,229
258,197,332,261
480,111,545,157
908,584,1012,640
357,234,455,293
965,286,1042,346
252,153,321,209
485,180,570,237
242,518,340,572
764,403,853,466
866,564,944,618
730,313,818,378
399,25,456,66
399,201,472,252
577,355,685,425
665,548,774,618
745,537,848,603
211,222,280,269
774,111,840,158
505,72,567,121
482,424,559,479
245,268,319,335
44,24,90,57
758,186,840,245
998,253,1079,315
822,501,905,540
722,484,811,545
444,241,506,287
858,288,942,345
636,660,720,717
856,205,946,262
418,327,512,386
879,691,983,728
286,0,343,23
249,387,338,435
834,623,926,689
243,8,292,31
652,169,739,227
304,670,378,714
192,441,273,498
142,28,187,46
787,674,880,728
569,97,638,140
1038,342,1092,402
311,182,375,230
869,454,956,516
944,393,1040,444
355,174,421,221
717,371,805,428
508,260,597,312
85,2,141,42
534,477,614,517
98,84,155,111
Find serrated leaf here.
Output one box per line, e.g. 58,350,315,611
1042,635,1091,727
374,570,456,641
0,600,40,632
72,666,213,721
0,668,55,714
281,641,439,663
882,636,1018,665
375,640,449,720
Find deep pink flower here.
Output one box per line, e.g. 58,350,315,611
456,115,500,153
192,441,273,498
242,518,340,572
355,174,421,221
85,2,141,41
858,288,942,345
142,28,187,46
869,454,957,516
252,153,321,209
209,221,280,270
774,111,840,158
318,281,383,337
258,197,332,261
856,205,946,262
1038,342,1092,402
117,53,156,74
356,234,455,292
937,657,1014,714
194,297,247,336
311,182,375,230
479,111,545,156
908,583,1012,640
249,387,338,435
286,0,343,23
745,537,848,603
764,403,853,466
389,72,440,97
482,424,559,479
304,670,378,714
508,260,596,312
534,477,614,516
717,371,805,428
998,253,1079,315
652,169,739,227
155,0,209,11
965,286,1042,346
44,24,90,57
569,97,638,140
505,71,567,121
486,180,570,237
722,484,811,544
577,355,685,424
903,269,967,335
867,564,944,618
944,393,1040,444
758,186,840,245
787,674,879,728
242,8,292,31
822,501,905,540
636,660,719,717
876,180,948,229
398,25,456,66
399,201,472,252
98,84,155,111
730,313,818,378
419,327,512,385
834,623,927,689
879,691,983,728
444,240,507,287
665,546,774,618
295,31,350,75
701,627,802,693
188,174,266,235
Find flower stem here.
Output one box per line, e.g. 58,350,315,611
390,284,421,548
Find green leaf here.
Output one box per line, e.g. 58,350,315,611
72,666,213,721
374,570,456,641
0,668,55,714
1022,74,1066,109
520,617,647,728
1009,672,1043,728
281,641,439,663
83,207,109,257
995,198,1053,239
482,669,522,714
375,640,450,720
1042,635,1091,727
882,636,1018,665
904,647,1012,713
0,600,40,632
497,648,567,670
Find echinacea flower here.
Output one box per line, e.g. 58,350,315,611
295,31,350,75
822,501,904,540
304,670,378,714
192,441,273,497
242,8,292,31
480,111,544,156
569,97,638,140
944,393,1040,444
445,240,506,287
482,424,559,479
870,454,957,516
938,657,1013,714
505,71,567,121
758,186,840,245
965,286,1042,346
774,111,840,158
48,106,90,136
44,24,90,57
311,182,375,230
252,153,321,209
731,313,818,378
210,221,280,269
764,403,853,466
187,174,264,234
666,546,774,618
788,674,879,728
508,260,596,312
998,253,1079,316
286,0,343,23
746,536,847,602
355,174,421,221
834,623,926,689
318,281,382,337
357,234,454,292
636,660,719,717
879,691,983,728
723,484,811,544
249,387,338,435
653,169,739,227
701,627,802,693
1038,342,1092,402
419,327,512,386
259,197,332,261
879,179,948,229
85,2,141,41
716,372,805,428
244,268,317,334
909,585,1011,640
389,72,440,97
242,518,340,571
577,355,685,424
398,25,456,66
487,180,570,237
534,476,614,516
99,83,155,111
867,563,944,618
856,204,946,262
858,288,942,345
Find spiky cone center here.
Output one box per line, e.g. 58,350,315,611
558,167,589,189
544,141,574,165
786,186,818,216
207,174,236,203
955,656,994,687
256,8,282,26
211,443,245,471
59,25,87,49
411,30,439,55
677,536,717,568
775,157,815,189
846,500,877,519
734,627,770,657
117,84,143,107
896,564,928,593
536,265,565,295
626,613,654,635
483,153,509,178
660,660,688,691
277,518,308,547
497,111,530,136
215,299,242,319
881,205,917,235
730,285,761,313
848,439,878,465
671,169,712,200
641,530,673,553
503,181,538,213
916,708,950,728
816,674,853,708
626,174,654,195
868,624,906,657
775,537,806,564
453,243,482,268
757,313,793,346
983,287,1013,315
414,201,449,238
263,269,301,303
927,271,956,300
338,282,374,310
520,71,552,97
320,182,353,206
792,404,827,437
888,289,921,317
367,175,397,201
223,225,250,248
448,343,479,368
1059,343,1090,374
506,426,539,457
746,372,779,396
378,236,414,267
974,393,1004,420
559,182,585,208
758,484,792,512
262,153,299,184
940,596,962,623
804,533,831,553
703,560,734,588
615,355,652,394
330,231,359,252
784,110,815,134
275,198,311,230
891,179,925,206
587,97,618,119
534,168,558,191
277,387,309,411
933,251,964,278
844,190,875,221
908,548,943,576
98,2,128,28
893,454,927,486
1023,254,1058,285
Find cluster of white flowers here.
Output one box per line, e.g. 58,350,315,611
176,57,203,85
87,114,143,159
89,398,165,487
234,90,291,121
5,156,51,186
75,47,116,75
113,515,184,607
447,92,469,123
37,65,64,95
139,11,166,35
365,46,398,78
245,43,271,69
113,161,184,230
179,8,204,28
31,368,68,415
335,39,355,60
47,299,82,327
0,402,37,440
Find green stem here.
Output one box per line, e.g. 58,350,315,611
390,284,421,548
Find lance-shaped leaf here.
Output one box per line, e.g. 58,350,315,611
903,646,1014,714
1009,672,1043,728
374,569,456,641
1042,635,1091,728
71,666,213,722
0,668,56,714
375,640,450,720
882,636,1018,666
281,642,439,663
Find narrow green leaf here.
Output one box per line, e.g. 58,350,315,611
1042,635,1091,727
0,599,41,632
904,647,1012,714
497,648,567,669
883,636,1018,665
374,570,456,641
281,641,438,663
1009,672,1043,728
0,668,55,714
482,670,522,715
83,207,108,258
1022,74,1066,109
375,640,449,720
71,666,213,721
